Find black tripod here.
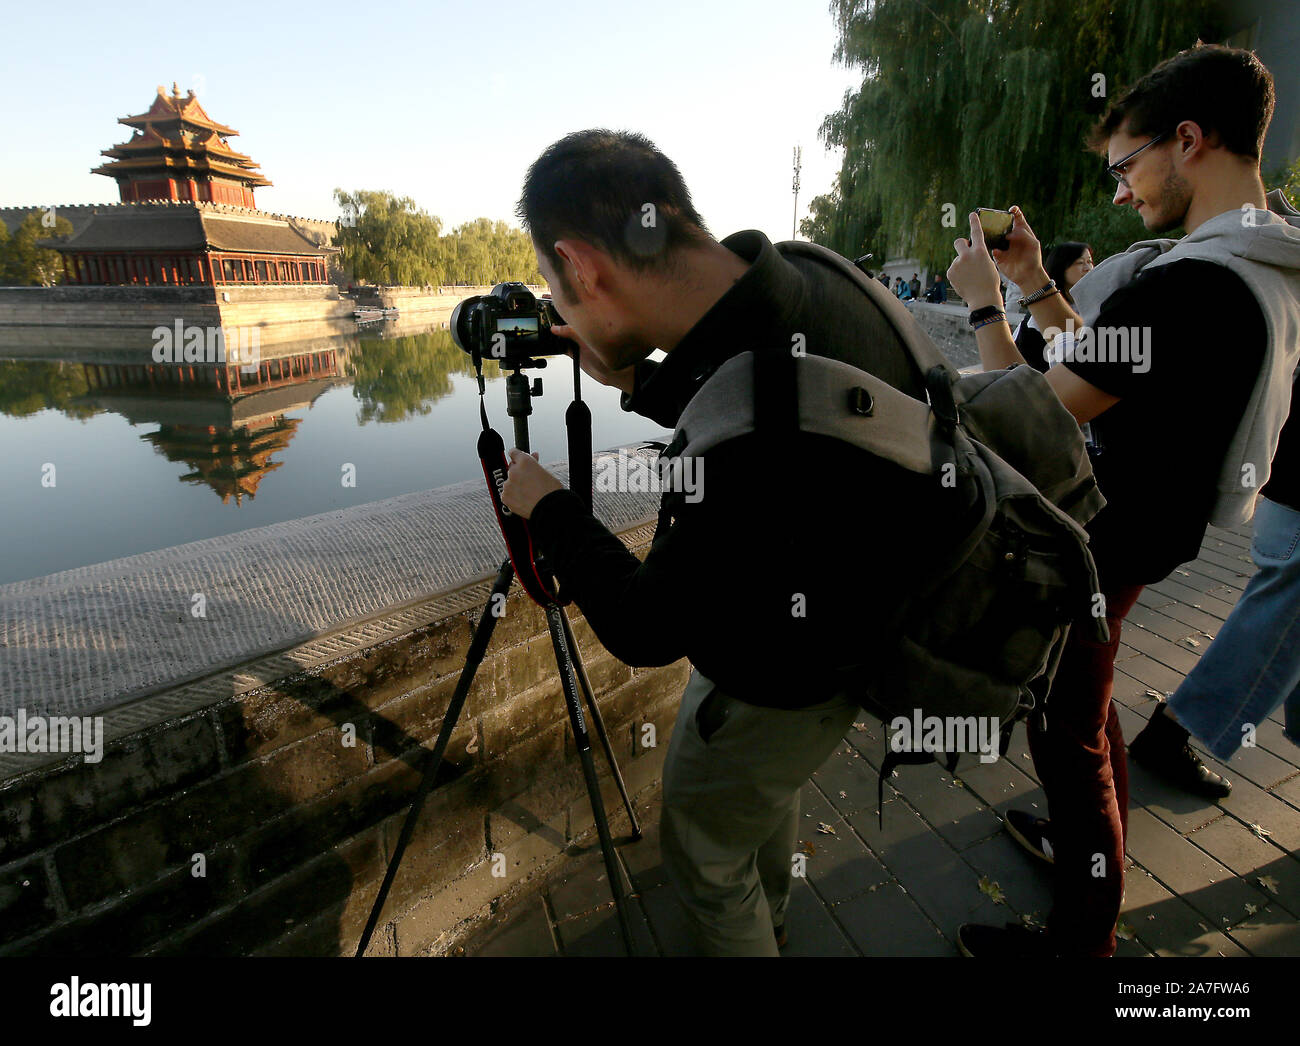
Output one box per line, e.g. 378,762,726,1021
355,352,643,957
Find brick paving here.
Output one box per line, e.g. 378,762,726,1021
460,521,1300,957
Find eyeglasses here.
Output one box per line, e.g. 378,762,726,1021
1105,132,1169,187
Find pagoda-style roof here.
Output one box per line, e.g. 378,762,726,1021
120,84,238,136
142,417,301,505
52,203,335,256
93,84,271,190
103,126,258,167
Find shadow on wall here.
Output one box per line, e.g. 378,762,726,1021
0,581,628,957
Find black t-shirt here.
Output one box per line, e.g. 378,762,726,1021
1062,259,1266,586
1260,373,1300,512
1014,316,1051,373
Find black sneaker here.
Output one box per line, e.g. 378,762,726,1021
1004,809,1055,865
957,922,1054,958
1129,707,1232,800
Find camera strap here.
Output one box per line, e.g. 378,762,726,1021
474,376,560,609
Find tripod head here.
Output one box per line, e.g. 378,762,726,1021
502,355,548,454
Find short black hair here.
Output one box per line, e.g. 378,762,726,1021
517,130,709,292
1089,44,1274,159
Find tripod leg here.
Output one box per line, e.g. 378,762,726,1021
559,608,642,841
354,558,514,957
544,604,637,956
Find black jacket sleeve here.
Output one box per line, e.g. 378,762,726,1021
528,484,711,667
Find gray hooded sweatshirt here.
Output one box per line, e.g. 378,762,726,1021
1067,188,1300,526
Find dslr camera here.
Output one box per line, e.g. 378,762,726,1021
450,282,565,368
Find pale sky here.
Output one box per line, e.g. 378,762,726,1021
1,0,860,243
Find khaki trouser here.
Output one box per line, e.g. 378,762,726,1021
660,668,860,956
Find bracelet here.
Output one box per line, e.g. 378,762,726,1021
1018,280,1059,308
968,305,1004,327
972,312,1008,330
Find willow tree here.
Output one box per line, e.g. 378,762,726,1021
811,0,1228,267
334,189,445,286
0,212,75,285
332,192,544,287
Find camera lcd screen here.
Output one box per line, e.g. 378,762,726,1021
496,317,538,334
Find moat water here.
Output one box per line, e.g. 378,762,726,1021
0,323,666,584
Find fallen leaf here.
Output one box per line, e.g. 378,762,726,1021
978,876,1005,904
1258,875,1280,896
1019,911,1044,929
853,722,868,732
1184,638,1201,647
800,840,816,856
953,778,966,788
1116,919,1134,941
1248,823,1273,840
839,791,848,800
816,822,837,836
1245,903,1259,916
1145,689,1162,699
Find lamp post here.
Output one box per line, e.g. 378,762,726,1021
791,145,802,240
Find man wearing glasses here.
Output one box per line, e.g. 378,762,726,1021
946,44,1300,957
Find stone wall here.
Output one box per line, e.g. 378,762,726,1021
0,285,356,355
904,300,1024,371
354,285,498,316
0,526,685,957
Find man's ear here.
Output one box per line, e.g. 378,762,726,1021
1174,119,1210,161
553,239,608,301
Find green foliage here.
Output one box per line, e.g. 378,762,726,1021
333,190,544,287
0,361,98,419
813,0,1226,267
800,170,884,261
334,190,444,285
1054,183,1150,263
0,211,75,285
349,328,499,424
1267,156,1300,209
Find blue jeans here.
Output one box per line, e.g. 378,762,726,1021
1168,496,1300,760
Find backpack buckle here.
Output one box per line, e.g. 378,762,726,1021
925,365,960,431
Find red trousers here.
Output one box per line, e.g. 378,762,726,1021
1027,583,1144,957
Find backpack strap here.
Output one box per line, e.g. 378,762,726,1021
774,241,960,384
676,350,934,474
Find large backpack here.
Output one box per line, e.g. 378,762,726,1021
657,241,1109,806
